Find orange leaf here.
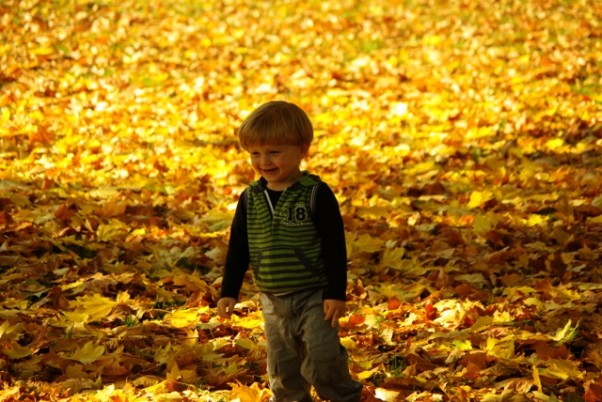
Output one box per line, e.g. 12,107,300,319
341,313,365,328
387,296,401,310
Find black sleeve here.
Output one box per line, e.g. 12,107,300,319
220,189,250,300
312,183,348,301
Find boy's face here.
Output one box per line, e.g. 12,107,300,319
247,143,308,191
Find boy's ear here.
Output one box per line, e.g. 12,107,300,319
299,144,310,157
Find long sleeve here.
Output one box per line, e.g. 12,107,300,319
312,183,348,301
220,189,250,300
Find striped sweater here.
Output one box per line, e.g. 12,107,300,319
246,172,328,293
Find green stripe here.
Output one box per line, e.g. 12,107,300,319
247,173,328,293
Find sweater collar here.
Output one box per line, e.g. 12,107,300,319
253,170,315,192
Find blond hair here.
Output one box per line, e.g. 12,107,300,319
238,101,313,149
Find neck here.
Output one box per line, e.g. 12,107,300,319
265,171,303,191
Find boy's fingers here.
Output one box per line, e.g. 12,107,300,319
324,305,336,320
219,306,230,318
217,299,236,319
323,307,341,328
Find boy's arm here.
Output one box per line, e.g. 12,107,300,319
220,189,250,301
313,183,348,301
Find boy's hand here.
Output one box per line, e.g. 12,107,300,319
217,297,237,319
323,299,346,328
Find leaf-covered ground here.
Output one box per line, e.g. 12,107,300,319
1,0,601,401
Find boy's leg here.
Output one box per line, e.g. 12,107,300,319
261,293,313,402
297,291,362,402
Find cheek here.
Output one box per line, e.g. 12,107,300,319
254,158,270,170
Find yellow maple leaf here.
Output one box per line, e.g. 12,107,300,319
473,213,494,234
65,363,88,379
539,359,583,380
0,321,24,340
376,283,425,302
356,366,381,381
468,191,493,209
97,199,127,218
381,246,405,269
171,270,210,292
165,309,199,328
486,336,515,359
67,341,105,364
356,206,391,220
469,316,493,332
71,294,117,322
166,359,181,382
552,320,579,344
233,337,257,350
231,312,264,329
200,210,234,232
60,311,90,328
31,46,54,55
533,365,542,392
131,375,161,388
550,227,572,244
96,220,129,242
453,340,473,351
375,388,402,401
545,138,565,151
3,343,33,359
455,273,488,288
228,381,270,402
526,214,547,226
587,215,602,224
1,108,9,122
348,233,384,254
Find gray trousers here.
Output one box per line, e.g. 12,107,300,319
260,289,362,402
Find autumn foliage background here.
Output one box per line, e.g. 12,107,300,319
1,0,601,401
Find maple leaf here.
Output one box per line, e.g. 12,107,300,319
165,358,182,382
0,321,24,340
164,309,201,329
539,359,584,381
2,343,33,359
228,382,271,402
70,294,118,322
485,337,516,360
468,190,495,209
66,341,105,365
348,233,384,255
381,246,405,269
229,311,264,329
551,320,579,345
1,0,601,400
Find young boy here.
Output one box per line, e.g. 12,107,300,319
217,100,363,402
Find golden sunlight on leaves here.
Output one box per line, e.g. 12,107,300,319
1,0,601,400
164,309,201,329
228,382,272,402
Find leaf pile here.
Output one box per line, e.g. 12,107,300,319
1,0,601,401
